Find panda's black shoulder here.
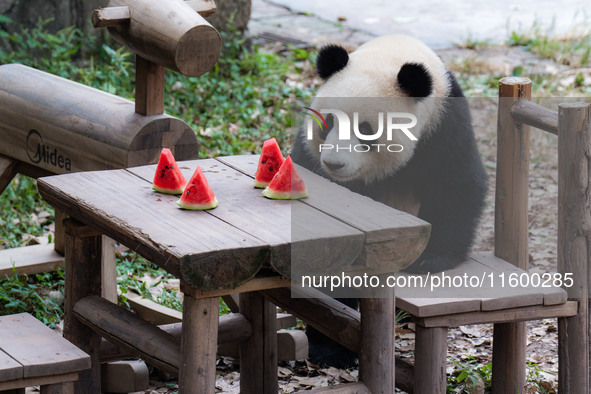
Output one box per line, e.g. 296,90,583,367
446,71,465,98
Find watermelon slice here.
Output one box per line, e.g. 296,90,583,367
254,138,285,188
177,166,218,210
262,156,308,200
152,148,187,194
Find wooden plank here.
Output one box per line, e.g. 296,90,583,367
0,372,78,391
134,56,164,116
0,153,18,195
38,169,268,290
181,276,291,299
510,99,557,135
414,325,447,394
184,0,217,16
557,102,590,394
63,222,103,393
397,297,481,318
493,77,531,394
0,313,90,378
179,295,219,393
239,292,278,394
0,244,63,277
415,301,578,328
0,348,22,381
217,155,430,272
0,64,197,175
126,291,182,324
129,159,365,278
107,0,221,76
359,295,395,393
40,381,75,394
91,6,130,27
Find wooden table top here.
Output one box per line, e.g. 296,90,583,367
38,155,430,290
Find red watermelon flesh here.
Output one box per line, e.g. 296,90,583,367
152,148,187,194
254,138,285,188
262,156,308,200
177,166,218,210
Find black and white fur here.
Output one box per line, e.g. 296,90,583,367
291,35,487,368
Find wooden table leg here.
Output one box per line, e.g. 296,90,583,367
414,325,447,394
179,294,219,393
63,220,103,394
239,291,278,394
359,295,395,394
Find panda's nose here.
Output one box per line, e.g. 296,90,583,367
323,160,345,171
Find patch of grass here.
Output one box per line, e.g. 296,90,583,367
0,268,64,328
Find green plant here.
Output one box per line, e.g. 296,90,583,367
447,355,492,393
0,267,64,327
527,362,556,394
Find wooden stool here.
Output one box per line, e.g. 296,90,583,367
0,313,90,393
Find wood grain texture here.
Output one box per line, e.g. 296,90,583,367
414,325,447,394
359,295,395,394
63,222,103,393
39,381,75,394
179,295,219,393
0,348,23,382
239,292,278,394
0,244,63,277
90,6,130,27
107,0,221,76
492,77,531,394
0,313,90,378
74,295,180,375
135,56,164,116
185,0,217,16
0,154,17,195
0,372,78,391
0,64,198,175
510,99,558,135
557,102,590,394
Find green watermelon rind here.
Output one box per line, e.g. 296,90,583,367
152,184,185,195
254,180,270,189
261,187,308,200
176,197,219,210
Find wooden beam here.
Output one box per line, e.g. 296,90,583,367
557,102,590,393
510,99,558,135
135,55,164,116
0,244,63,277
181,276,291,299
185,0,217,16
91,6,130,28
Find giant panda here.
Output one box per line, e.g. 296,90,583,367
290,35,488,368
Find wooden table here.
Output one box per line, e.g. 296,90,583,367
38,154,430,394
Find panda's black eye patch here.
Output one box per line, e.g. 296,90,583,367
397,63,433,99
316,45,349,79
319,114,333,140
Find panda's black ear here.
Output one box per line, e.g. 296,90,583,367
316,45,349,79
397,63,433,98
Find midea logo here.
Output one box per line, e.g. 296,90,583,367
26,129,72,171
304,108,418,153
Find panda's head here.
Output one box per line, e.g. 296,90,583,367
302,35,451,183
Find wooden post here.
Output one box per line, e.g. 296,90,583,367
178,294,219,393
359,294,395,394
557,103,590,393
101,235,118,303
134,56,165,116
414,325,447,394
53,209,67,255
63,220,103,393
492,77,531,394
239,292,278,394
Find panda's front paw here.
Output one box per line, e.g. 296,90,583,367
308,341,358,369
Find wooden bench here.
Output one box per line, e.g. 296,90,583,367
395,78,590,393
0,313,90,393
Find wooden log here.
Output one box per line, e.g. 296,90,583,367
74,295,180,375
0,64,198,175
261,287,361,353
557,102,590,393
98,313,252,362
179,294,219,393
218,329,308,362
240,292,278,394
395,357,414,394
492,76,531,394
63,220,103,393
0,154,17,195
107,0,221,76
413,325,447,394
510,99,558,135
359,296,395,394
90,6,131,28
135,56,165,116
